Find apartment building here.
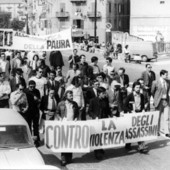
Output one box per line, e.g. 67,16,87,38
130,0,170,42
0,0,24,20
50,0,130,43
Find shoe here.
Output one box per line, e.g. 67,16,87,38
61,160,67,166
165,134,170,138
125,144,132,150
34,140,40,147
138,146,149,154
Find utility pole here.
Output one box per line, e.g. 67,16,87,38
94,0,97,43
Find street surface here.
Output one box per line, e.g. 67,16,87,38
39,50,170,170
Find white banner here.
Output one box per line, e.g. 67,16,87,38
45,121,90,153
0,28,73,51
44,111,159,153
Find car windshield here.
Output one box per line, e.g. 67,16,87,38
0,125,33,148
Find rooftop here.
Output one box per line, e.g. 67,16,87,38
0,0,23,4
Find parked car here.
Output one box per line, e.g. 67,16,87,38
0,109,60,169
127,41,158,62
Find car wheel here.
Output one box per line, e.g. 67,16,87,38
142,55,148,62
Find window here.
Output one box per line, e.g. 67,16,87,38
118,4,122,14
73,19,84,29
109,2,112,13
160,1,165,4
60,3,65,12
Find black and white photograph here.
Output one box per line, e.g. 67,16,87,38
0,0,170,170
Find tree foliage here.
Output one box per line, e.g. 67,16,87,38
10,18,25,31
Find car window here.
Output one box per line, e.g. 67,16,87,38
0,125,32,148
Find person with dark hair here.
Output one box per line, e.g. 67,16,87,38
56,90,79,166
25,80,41,147
68,49,80,69
141,64,156,98
103,57,115,76
46,70,60,100
108,80,124,117
30,54,39,71
66,76,85,120
90,56,100,79
11,51,22,74
96,72,109,90
86,79,100,104
124,81,149,153
151,69,169,133
29,67,47,98
49,50,64,70
40,87,59,121
38,59,51,78
10,68,26,92
137,78,150,111
66,63,81,86
88,86,111,160
0,69,11,108
79,55,88,75
10,81,28,119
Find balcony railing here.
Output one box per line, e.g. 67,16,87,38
70,0,87,3
72,28,84,37
87,11,101,18
56,12,69,18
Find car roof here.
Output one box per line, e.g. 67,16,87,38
0,109,27,126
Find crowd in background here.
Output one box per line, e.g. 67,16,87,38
0,48,169,166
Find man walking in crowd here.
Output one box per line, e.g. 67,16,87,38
0,69,11,108
25,80,41,147
88,86,111,160
151,70,170,133
68,49,80,69
29,67,47,98
40,87,58,121
46,70,60,99
56,90,79,166
141,64,156,98
10,81,28,120
10,68,26,92
124,81,149,153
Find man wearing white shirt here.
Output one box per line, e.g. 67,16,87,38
103,57,115,76
0,70,11,108
29,67,47,98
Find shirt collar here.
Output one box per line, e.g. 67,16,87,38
133,91,140,97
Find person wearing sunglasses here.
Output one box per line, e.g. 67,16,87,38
10,81,28,119
25,80,41,147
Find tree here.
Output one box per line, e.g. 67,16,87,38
10,18,25,31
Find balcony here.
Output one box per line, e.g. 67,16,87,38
70,0,87,3
72,28,84,37
87,11,101,18
56,12,69,18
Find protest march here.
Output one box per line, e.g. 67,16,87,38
0,27,170,168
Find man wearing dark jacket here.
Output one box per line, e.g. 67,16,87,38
49,51,64,70
88,87,111,159
25,80,41,147
124,81,149,153
56,90,79,166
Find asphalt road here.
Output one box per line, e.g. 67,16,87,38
38,50,170,170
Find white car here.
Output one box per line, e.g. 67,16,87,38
0,109,60,169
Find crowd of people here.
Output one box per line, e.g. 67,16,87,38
0,48,169,166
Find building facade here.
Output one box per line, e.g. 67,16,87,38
130,0,170,42
48,0,130,43
0,0,24,20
